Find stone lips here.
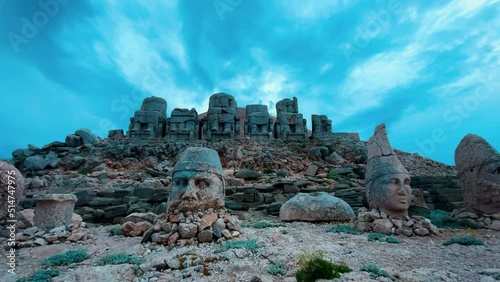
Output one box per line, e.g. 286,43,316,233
0,161,25,221
455,134,500,214
279,192,355,222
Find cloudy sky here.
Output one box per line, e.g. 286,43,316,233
1,0,499,165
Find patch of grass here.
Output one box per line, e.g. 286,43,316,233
323,179,332,185
360,264,395,281
367,232,400,243
326,173,340,180
107,225,123,236
268,262,287,276
43,250,89,267
216,239,259,253
262,168,275,174
280,228,288,234
77,168,89,175
327,225,363,235
16,269,59,282
95,253,143,266
428,210,479,229
265,178,272,184
295,250,351,282
442,236,484,246
253,221,286,229
491,273,500,280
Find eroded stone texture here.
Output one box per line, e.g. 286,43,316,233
279,192,355,222
455,134,500,214
311,114,333,139
365,123,412,218
0,161,25,222
127,96,167,139
273,97,308,141
167,147,225,213
33,194,78,229
108,129,125,140
245,104,273,139
167,108,199,140
202,93,238,140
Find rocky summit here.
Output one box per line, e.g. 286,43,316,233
1,95,498,282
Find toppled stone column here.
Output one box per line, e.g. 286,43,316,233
245,104,273,139
455,134,500,214
167,108,199,140
33,194,78,229
202,93,238,140
148,147,241,246
0,161,25,223
273,97,308,141
127,96,167,139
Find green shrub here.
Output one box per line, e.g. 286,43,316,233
216,239,259,253
367,233,399,243
327,225,363,235
265,178,272,184
43,250,89,267
107,225,123,236
326,173,340,180
77,168,89,175
428,210,479,229
95,253,143,266
295,251,351,282
16,269,59,282
263,168,275,174
360,264,395,281
442,236,484,246
268,262,287,276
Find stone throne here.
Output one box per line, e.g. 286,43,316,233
273,97,308,141
202,93,239,141
311,114,333,139
127,96,167,139
244,104,273,139
167,108,199,140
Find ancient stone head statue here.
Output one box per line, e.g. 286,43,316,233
167,147,225,213
455,134,500,214
365,124,412,218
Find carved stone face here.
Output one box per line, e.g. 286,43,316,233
370,173,412,218
167,170,224,212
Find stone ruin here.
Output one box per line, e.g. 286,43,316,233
311,114,333,139
455,134,500,215
147,147,241,246
201,93,239,141
33,194,78,229
273,97,308,141
244,104,272,139
352,123,438,236
127,96,167,139
167,108,199,140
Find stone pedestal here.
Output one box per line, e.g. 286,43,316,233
34,194,78,229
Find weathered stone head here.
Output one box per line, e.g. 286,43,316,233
455,134,500,214
365,124,411,218
0,161,25,222
167,147,225,213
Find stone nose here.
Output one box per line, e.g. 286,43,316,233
182,179,199,200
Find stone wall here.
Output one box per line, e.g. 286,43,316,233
411,176,462,212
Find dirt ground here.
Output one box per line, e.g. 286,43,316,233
2,210,499,282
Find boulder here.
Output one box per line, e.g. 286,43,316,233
65,134,83,147
235,169,261,180
279,192,355,222
75,128,97,144
0,161,25,221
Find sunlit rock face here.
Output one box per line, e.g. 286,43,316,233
167,147,225,213
455,134,500,214
365,124,412,218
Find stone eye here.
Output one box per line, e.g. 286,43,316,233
195,178,210,188
391,178,400,185
404,178,410,185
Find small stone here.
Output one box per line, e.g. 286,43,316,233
373,219,393,235
198,212,218,232
488,220,500,231
231,231,240,237
221,229,232,239
34,238,48,246
178,223,197,239
404,219,415,227
395,227,413,237
167,232,180,245
166,259,181,270
67,232,86,242
197,230,213,243
169,213,184,223
414,228,429,236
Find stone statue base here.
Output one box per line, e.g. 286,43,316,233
352,208,439,236
148,208,241,246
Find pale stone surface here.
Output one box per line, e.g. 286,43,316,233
0,161,25,222
455,134,500,214
33,194,78,229
279,192,355,222
365,123,412,218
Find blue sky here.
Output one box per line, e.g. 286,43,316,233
1,0,499,165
